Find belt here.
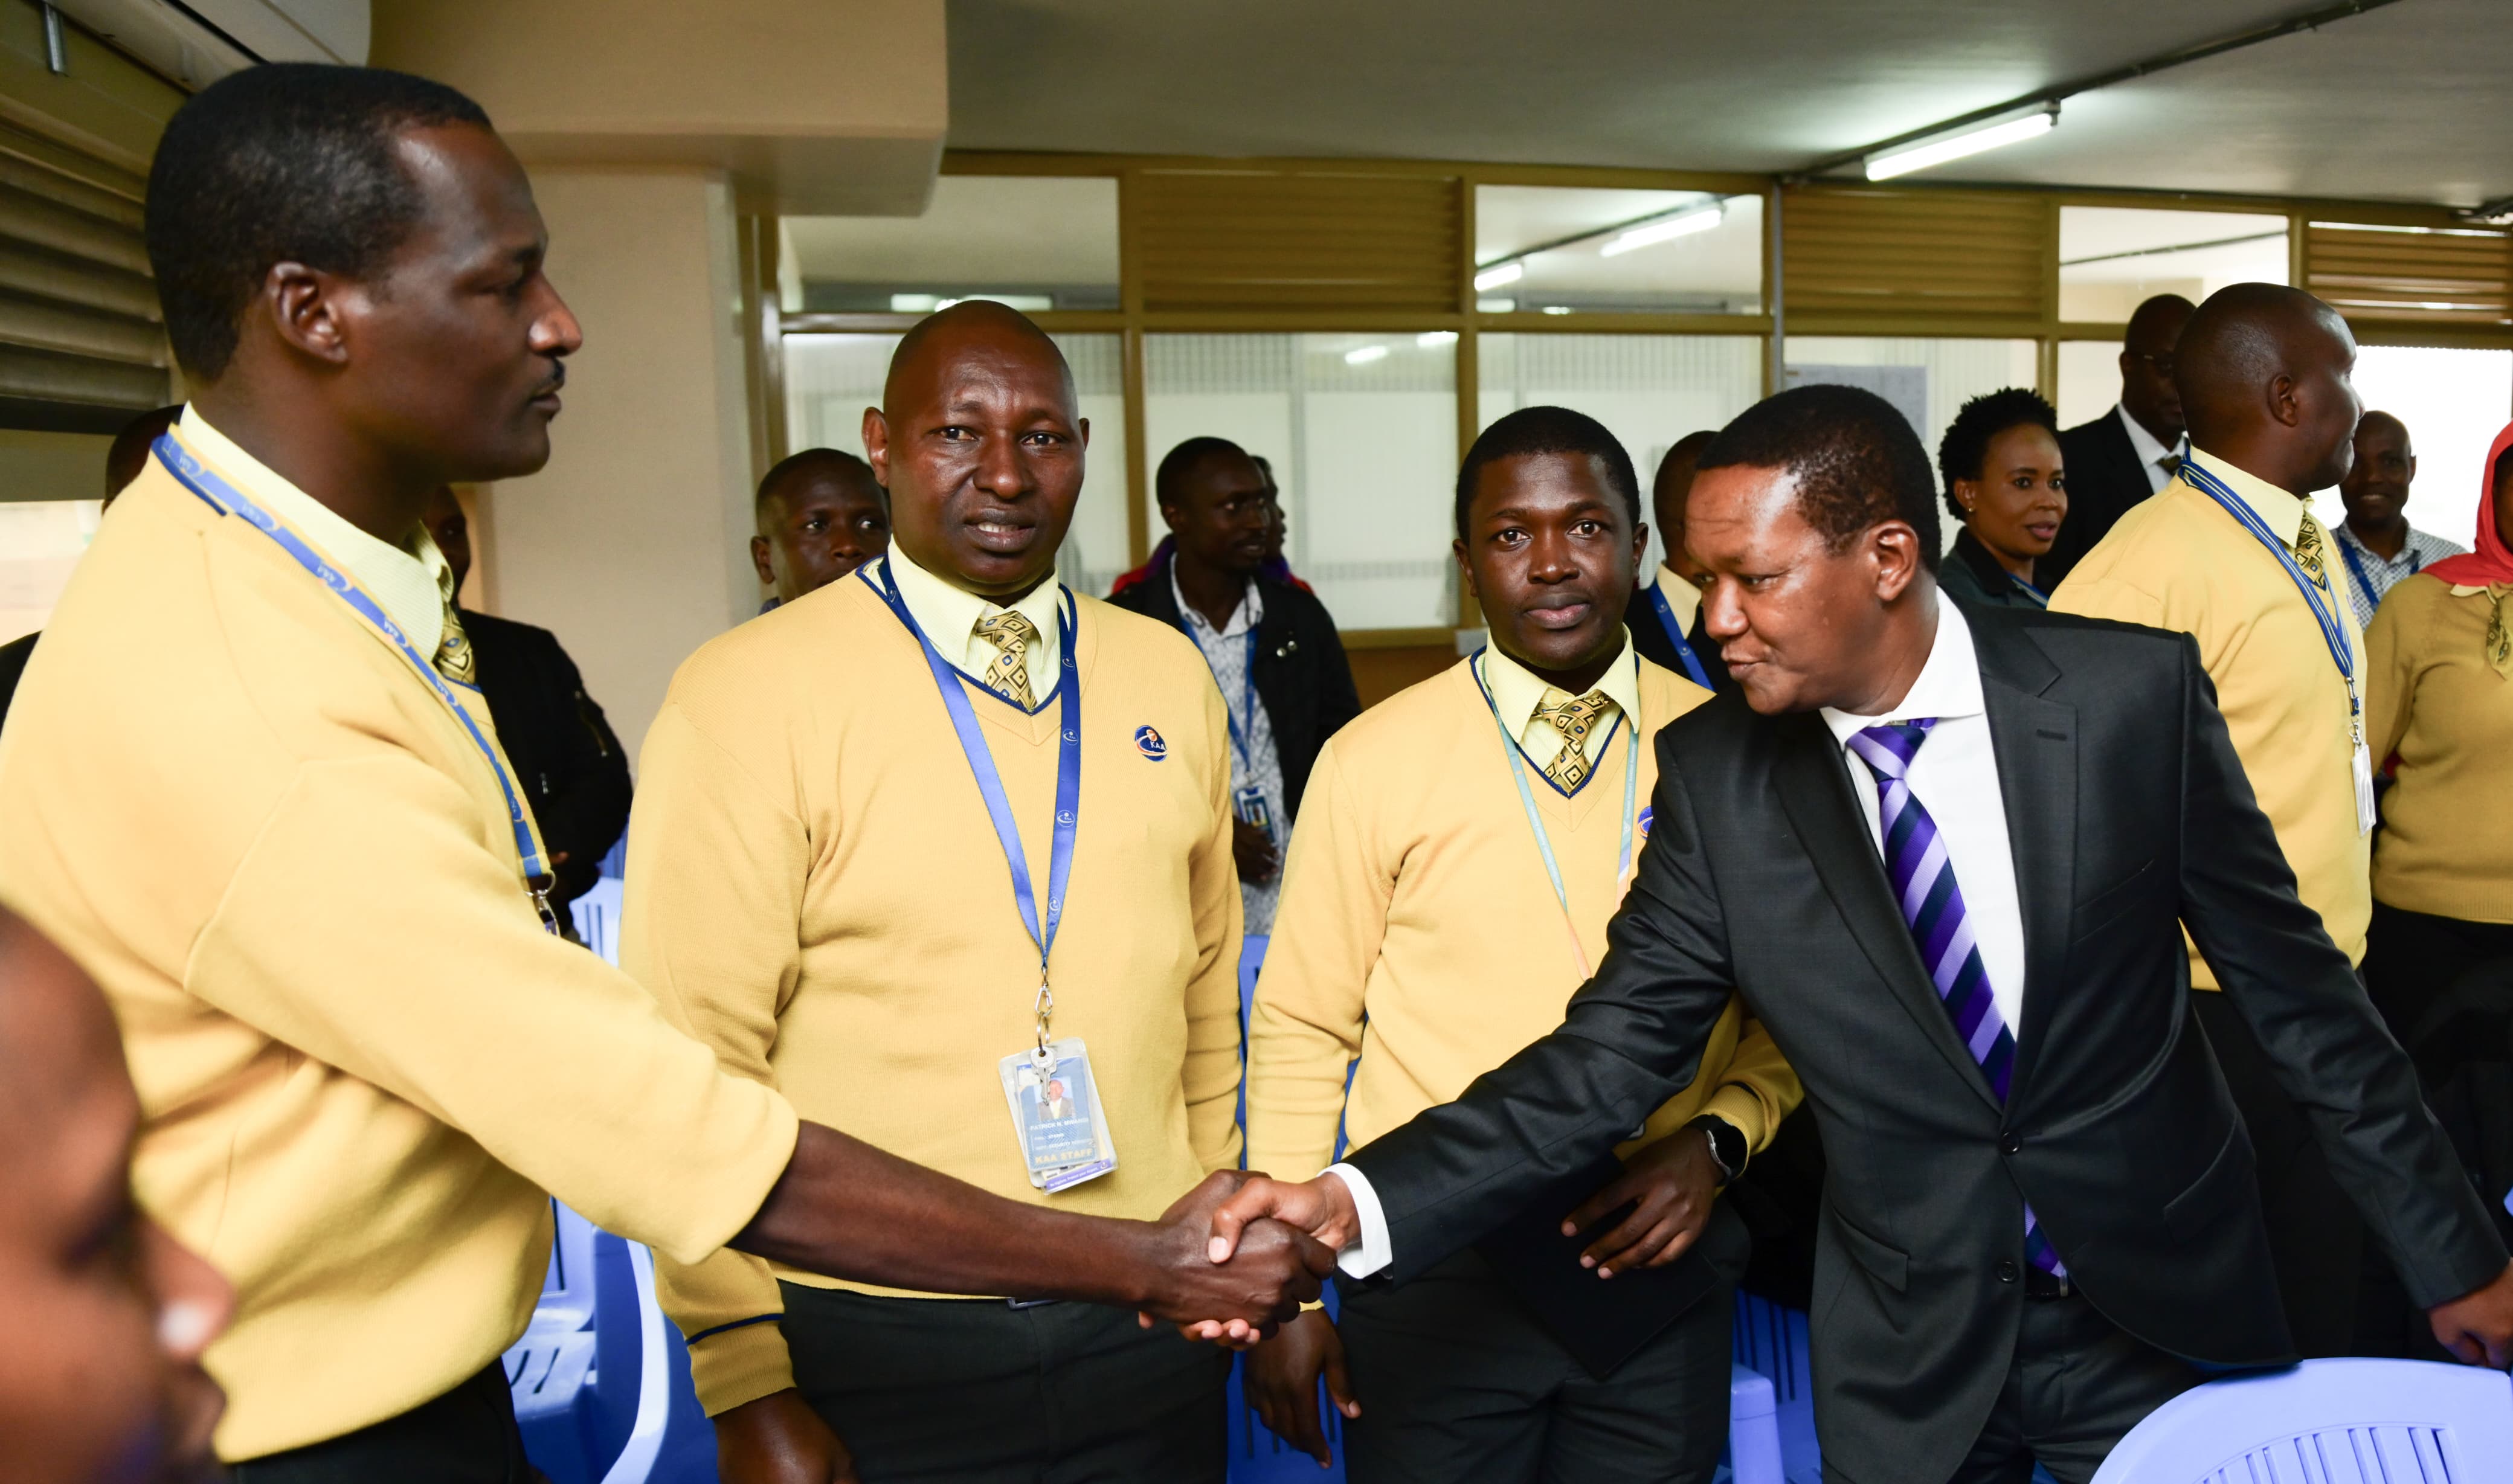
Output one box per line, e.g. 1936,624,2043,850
2024,1268,2073,1300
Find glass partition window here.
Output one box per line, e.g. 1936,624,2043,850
1144,333,1457,630
1476,333,1763,571
2058,207,2287,324
780,332,1133,597
1474,186,1763,315
781,176,1122,314
1783,338,2039,550
0,498,103,643
2333,346,2513,548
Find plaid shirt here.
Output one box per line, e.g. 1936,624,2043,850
2331,521,2468,626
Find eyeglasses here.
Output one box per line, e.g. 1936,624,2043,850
2128,350,2177,378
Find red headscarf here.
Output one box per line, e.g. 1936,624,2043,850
2421,420,2513,588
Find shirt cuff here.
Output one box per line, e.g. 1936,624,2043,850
1323,1161,1392,1279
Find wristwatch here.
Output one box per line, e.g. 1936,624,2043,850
1688,1114,1746,1184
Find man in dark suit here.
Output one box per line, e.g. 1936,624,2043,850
422,488,632,912
2039,294,2193,589
1207,384,2513,1484
1624,430,1734,693
1112,436,1361,931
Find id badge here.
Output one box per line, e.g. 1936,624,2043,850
1233,785,1273,832
997,1038,1118,1193
2351,738,2377,837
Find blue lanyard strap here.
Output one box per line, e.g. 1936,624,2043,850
1473,650,1639,978
1644,581,1714,689
865,561,1081,984
2333,533,2404,615
2183,460,2362,735
1211,627,1261,777
152,434,559,933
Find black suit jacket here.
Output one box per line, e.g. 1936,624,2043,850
1107,562,1360,823
1345,603,2506,1484
1622,579,1734,693
0,629,36,733
2042,410,2157,589
462,610,632,907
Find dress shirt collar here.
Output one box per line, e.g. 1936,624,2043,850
2115,403,2177,477
1650,562,1702,636
1820,599,1983,747
1170,565,1263,640
2184,445,2307,550
1479,630,1644,737
878,544,1066,692
176,405,451,659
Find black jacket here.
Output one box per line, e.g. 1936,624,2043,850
2042,409,2158,589
1621,578,1734,693
1108,562,1360,823
1937,529,2047,609
1343,603,2506,1484
463,609,632,907
0,629,36,732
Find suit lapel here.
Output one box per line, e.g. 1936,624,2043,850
1773,716,2003,1113
1971,619,2075,1104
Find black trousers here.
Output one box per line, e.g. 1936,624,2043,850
2191,988,2366,1358
227,1362,539,1483
1930,1293,2202,1484
2363,900,2513,1044
1335,1247,1736,1484
780,1283,1231,1483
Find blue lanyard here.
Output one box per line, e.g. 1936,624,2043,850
2183,459,2361,737
152,434,559,933
1473,650,1639,978
1644,581,1715,689
1209,628,1261,776
2332,533,2413,617
2007,573,2050,608
864,561,1081,984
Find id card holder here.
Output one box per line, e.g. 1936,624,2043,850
998,1038,1118,1193
1233,785,1273,832
2352,738,2378,837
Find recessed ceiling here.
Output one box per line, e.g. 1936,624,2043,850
945,0,2513,208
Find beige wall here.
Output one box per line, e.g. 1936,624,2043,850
484,167,756,761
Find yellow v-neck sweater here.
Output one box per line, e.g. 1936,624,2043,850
0,457,797,1460
1247,657,1800,1187
623,569,1244,1413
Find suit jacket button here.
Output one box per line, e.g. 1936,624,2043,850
2000,1131,2022,1155
1996,1260,2019,1284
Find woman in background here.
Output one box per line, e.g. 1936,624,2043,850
1935,389,2069,608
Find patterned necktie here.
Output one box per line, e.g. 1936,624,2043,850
434,569,476,686
1847,719,2067,1281
1534,689,1612,791
2158,453,2184,480
2293,513,2329,587
974,611,1039,708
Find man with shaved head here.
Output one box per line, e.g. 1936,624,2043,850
2041,294,2194,588
2054,282,2387,1354
628,299,1254,1481
2333,411,2465,626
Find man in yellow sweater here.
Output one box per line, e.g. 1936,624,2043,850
624,301,1251,1482
2051,283,2376,1354
0,66,1319,1479
1243,406,1799,1482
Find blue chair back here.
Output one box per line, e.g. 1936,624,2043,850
2090,1358,2513,1483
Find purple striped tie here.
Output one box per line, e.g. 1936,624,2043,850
1848,719,2067,1280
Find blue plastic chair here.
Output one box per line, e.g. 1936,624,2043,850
2090,1358,2513,1483
1733,1292,1820,1484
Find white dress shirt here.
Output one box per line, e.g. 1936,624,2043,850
1325,600,2028,1280
2115,404,2180,498
880,547,1064,703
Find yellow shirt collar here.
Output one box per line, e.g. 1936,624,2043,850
1479,629,1644,742
879,545,1066,699
175,406,452,659
2186,445,2307,550
1650,563,1702,636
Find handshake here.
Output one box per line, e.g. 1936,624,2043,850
1134,1169,1362,1346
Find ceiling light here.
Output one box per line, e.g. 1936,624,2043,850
1599,202,1725,258
1473,262,1525,292
1417,330,1458,348
1865,103,2059,182
1344,344,1390,366
1540,305,1573,315
1477,297,1517,313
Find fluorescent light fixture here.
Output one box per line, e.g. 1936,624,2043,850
1865,104,2058,181
1473,262,1525,292
1599,202,1724,258
1417,330,1458,348
1344,344,1391,366
890,293,942,312
1477,297,1517,313
1540,305,1573,315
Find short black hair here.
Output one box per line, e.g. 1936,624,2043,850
756,448,880,515
1455,406,1639,540
146,64,494,381
1935,388,2057,519
1697,385,1940,571
1155,436,1249,510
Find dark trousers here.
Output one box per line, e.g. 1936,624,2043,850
228,1363,538,1483
2191,988,2365,1357
1336,1247,1736,1484
780,1282,1231,1483
1930,1293,2202,1484
2363,900,2513,1044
